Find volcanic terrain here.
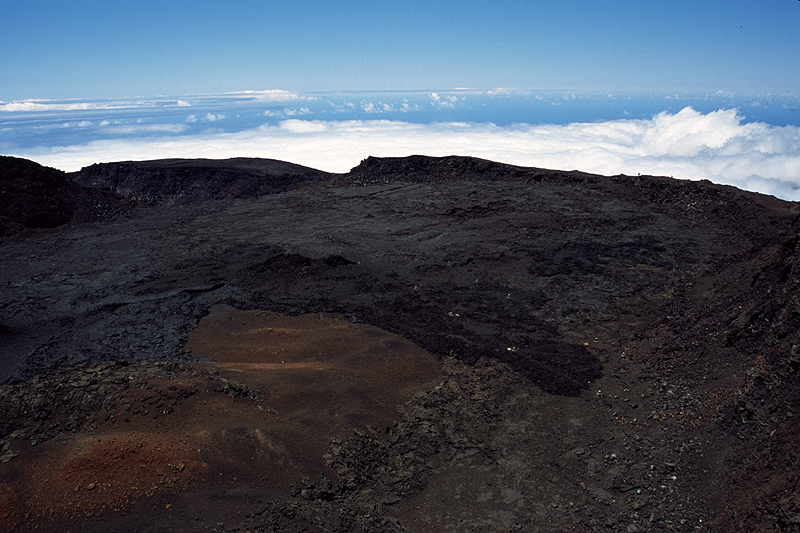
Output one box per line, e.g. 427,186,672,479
1,154,799,532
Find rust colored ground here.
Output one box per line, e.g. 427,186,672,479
0,306,440,531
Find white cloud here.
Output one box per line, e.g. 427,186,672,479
429,92,461,109
360,101,400,113
0,98,160,112
639,107,758,157
263,107,312,117
97,124,191,134
277,119,327,133
486,87,518,96
0,90,302,113
399,100,421,113
224,89,305,102
283,107,311,116
0,100,96,112
12,107,800,201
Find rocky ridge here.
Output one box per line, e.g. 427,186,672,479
0,156,136,238
71,157,332,206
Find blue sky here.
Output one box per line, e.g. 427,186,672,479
2,2,800,201
2,1,799,100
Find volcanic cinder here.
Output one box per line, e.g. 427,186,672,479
1,154,799,532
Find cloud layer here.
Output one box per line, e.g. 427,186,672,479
10,106,800,201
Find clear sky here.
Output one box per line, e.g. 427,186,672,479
2,0,799,100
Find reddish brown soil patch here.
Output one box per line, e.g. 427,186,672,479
185,305,442,425
0,308,439,532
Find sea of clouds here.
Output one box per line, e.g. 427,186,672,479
2,90,799,200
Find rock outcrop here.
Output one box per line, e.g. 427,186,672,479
71,157,332,206
0,156,135,238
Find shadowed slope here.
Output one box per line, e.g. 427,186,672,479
0,156,135,238
71,157,333,206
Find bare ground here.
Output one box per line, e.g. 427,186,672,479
1,156,799,531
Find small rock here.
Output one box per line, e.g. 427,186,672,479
0,451,18,463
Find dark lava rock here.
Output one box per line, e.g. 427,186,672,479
0,156,135,238
71,157,333,206
340,154,558,186
3,154,800,532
